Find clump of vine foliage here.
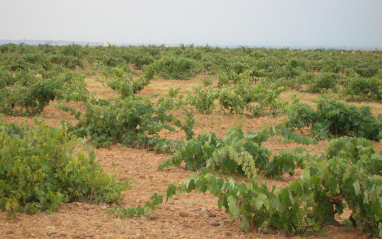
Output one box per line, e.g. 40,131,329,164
217,74,288,117
285,93,382,140
57,89,194,154
341,77,382,102
158,125,310,178
186,85,218,114
110,136,382,238
104,68,151,95
0,118,130,214
0,70,88,116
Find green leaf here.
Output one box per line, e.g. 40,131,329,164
255,193,267,210
240,215,250,232
353,180,361,195
288,190,295,205
227,195,240,218
166,184,176,200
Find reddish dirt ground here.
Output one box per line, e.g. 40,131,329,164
0,76,376,238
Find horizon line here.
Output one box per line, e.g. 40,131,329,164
1,39,381,51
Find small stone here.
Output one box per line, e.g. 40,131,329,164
111,203,117,208
170,219,179,224
59,232,67,236
223,219,230,223
209,220,220,226
83,204,91,210
136,199,141,203
173,196,179,200
208,213,216,217
179,211,189,217
75,202,82,206
200,208,208,216
100,205,107,210
47,231,58,236
90,205,96,209
139,216,147,221
225,231,232,236
183,223,192,228
47,226,56,231
148,212,160,220
84,233,94,237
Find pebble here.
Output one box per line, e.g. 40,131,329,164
148,212,160,220
139,216,147,221
47,231,58,236
170,219,179,224
225,232,232,236
183,223,192,228
200,208,208,216
100,205,107,210
47,226,56,231
83,204,91,210
179,211,189,217
172,196,179,200
208,213,216,217
165,206,175,212
209,220,220,226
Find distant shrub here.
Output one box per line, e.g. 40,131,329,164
149,56,201,80
286,94,382,140
342,77,382,102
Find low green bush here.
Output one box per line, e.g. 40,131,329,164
148,56,201,80
0,118,130,213
342,77,382,102
286,94,382,140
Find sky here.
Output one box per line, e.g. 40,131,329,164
1,0,382,48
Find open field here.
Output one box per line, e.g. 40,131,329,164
1,45,382,238
1,75,380,239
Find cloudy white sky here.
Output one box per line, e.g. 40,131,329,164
1,0,381,48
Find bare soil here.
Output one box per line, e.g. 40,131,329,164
0,76,377,238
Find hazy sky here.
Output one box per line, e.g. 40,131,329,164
1,0,382,48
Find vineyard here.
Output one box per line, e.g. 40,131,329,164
1,43,382,238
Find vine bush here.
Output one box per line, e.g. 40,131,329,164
0,119,129,214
